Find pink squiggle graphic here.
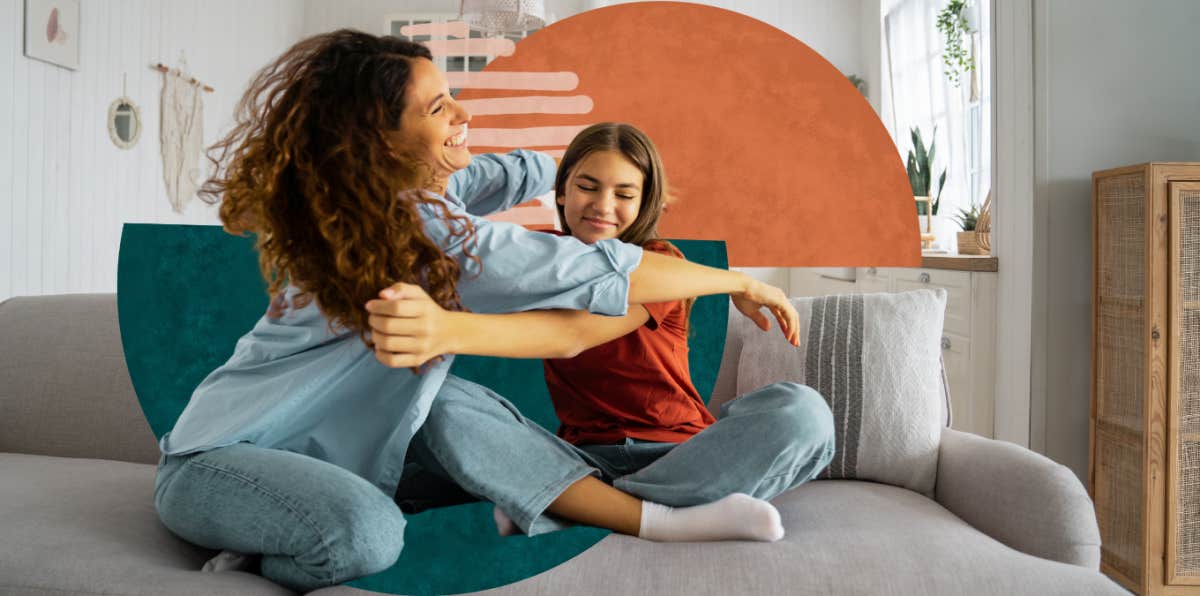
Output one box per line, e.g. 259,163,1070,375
424,38,515,57
470,126,591,148
458,95,593,115
399,21,469,39
484,193,559,228
446,71,578,91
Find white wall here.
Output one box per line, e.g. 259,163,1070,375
0,0,305,302
1032,0,1200,480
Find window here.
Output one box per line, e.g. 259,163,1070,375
387,14,540,97
883,0,991,231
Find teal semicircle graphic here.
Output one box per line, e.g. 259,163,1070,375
117,223,727,595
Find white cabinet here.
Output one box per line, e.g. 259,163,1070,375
789,266,998,438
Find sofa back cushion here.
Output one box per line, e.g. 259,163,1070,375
0,294,160,464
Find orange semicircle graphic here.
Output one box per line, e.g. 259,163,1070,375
458,1,920,267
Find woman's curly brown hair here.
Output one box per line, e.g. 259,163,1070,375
199,29,476,345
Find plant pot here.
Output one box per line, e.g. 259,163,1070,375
930,214,954,250
957,231,989,255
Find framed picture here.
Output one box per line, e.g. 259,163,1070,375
24,0,80,70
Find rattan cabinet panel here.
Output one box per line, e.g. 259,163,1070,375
1091,163,1200,595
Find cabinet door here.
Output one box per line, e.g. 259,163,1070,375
892,268,972,336
1167,180,1200,585
855,267,891,294
940,331,976,434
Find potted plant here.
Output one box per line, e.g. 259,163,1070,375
936,0,977,88
907,127,946,247
952,203,987,255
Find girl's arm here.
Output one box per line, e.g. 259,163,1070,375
366,276,795,368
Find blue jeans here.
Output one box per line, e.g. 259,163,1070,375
403,377,836,535
154,444,406,592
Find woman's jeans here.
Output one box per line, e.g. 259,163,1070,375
403,376,837,536
154,444,406,592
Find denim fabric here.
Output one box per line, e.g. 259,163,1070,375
154,444,406,592
404,380,836,535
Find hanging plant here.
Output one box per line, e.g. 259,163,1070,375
936,0,975,87
847,74,868,97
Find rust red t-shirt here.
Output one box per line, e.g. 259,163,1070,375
543,240,716,445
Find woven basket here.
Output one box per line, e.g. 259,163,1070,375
975,191,992,253
957,231,987,255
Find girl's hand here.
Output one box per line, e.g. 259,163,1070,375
365,283,454,371
731,278,801,347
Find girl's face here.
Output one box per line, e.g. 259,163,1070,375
557,150,645,245
396,58,472,188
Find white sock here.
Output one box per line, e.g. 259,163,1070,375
493,504,521,537
637,493,785,543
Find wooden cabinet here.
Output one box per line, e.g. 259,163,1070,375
1090,162,1200,594
789,265,998,438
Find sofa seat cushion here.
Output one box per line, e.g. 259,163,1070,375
0,453,293,596
1,453,1124,596
320,481,1126,596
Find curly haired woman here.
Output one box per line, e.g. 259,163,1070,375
153,30,800,591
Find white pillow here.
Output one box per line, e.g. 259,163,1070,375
733,289,947,496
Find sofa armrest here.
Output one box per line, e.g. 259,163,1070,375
934,428,1101,569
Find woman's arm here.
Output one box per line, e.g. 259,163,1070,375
365,284,652,367
366,272,797,369
446,150,556,216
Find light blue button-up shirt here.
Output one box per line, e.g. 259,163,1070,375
160,150,644,495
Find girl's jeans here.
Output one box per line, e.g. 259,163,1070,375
404,376,837,535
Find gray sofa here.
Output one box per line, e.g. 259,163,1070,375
0,294,1125,595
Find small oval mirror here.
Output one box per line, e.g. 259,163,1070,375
108,97,142,149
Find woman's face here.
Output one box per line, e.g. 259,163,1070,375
396,58,472,187
557,150,644,245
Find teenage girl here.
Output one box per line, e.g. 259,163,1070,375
371,124,835,541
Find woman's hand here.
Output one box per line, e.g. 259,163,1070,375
731,278,801,347
365,283,454,371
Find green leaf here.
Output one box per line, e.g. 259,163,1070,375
907,152,925,196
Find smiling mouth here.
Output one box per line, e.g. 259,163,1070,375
582,217,616,227
444,125,468,148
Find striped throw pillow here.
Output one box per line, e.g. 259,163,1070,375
732,289,947,496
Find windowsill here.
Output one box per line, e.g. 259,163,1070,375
920,253,998,272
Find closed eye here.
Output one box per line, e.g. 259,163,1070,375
617,194,636,200
576,184,597,192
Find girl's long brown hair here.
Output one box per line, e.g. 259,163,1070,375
200,30,475,345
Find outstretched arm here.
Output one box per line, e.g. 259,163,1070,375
366,284,651,367
366,276,796,369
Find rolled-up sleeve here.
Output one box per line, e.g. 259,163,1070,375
446,150,557,217
419,199,643,316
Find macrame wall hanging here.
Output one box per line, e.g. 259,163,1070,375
153,57,213,214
